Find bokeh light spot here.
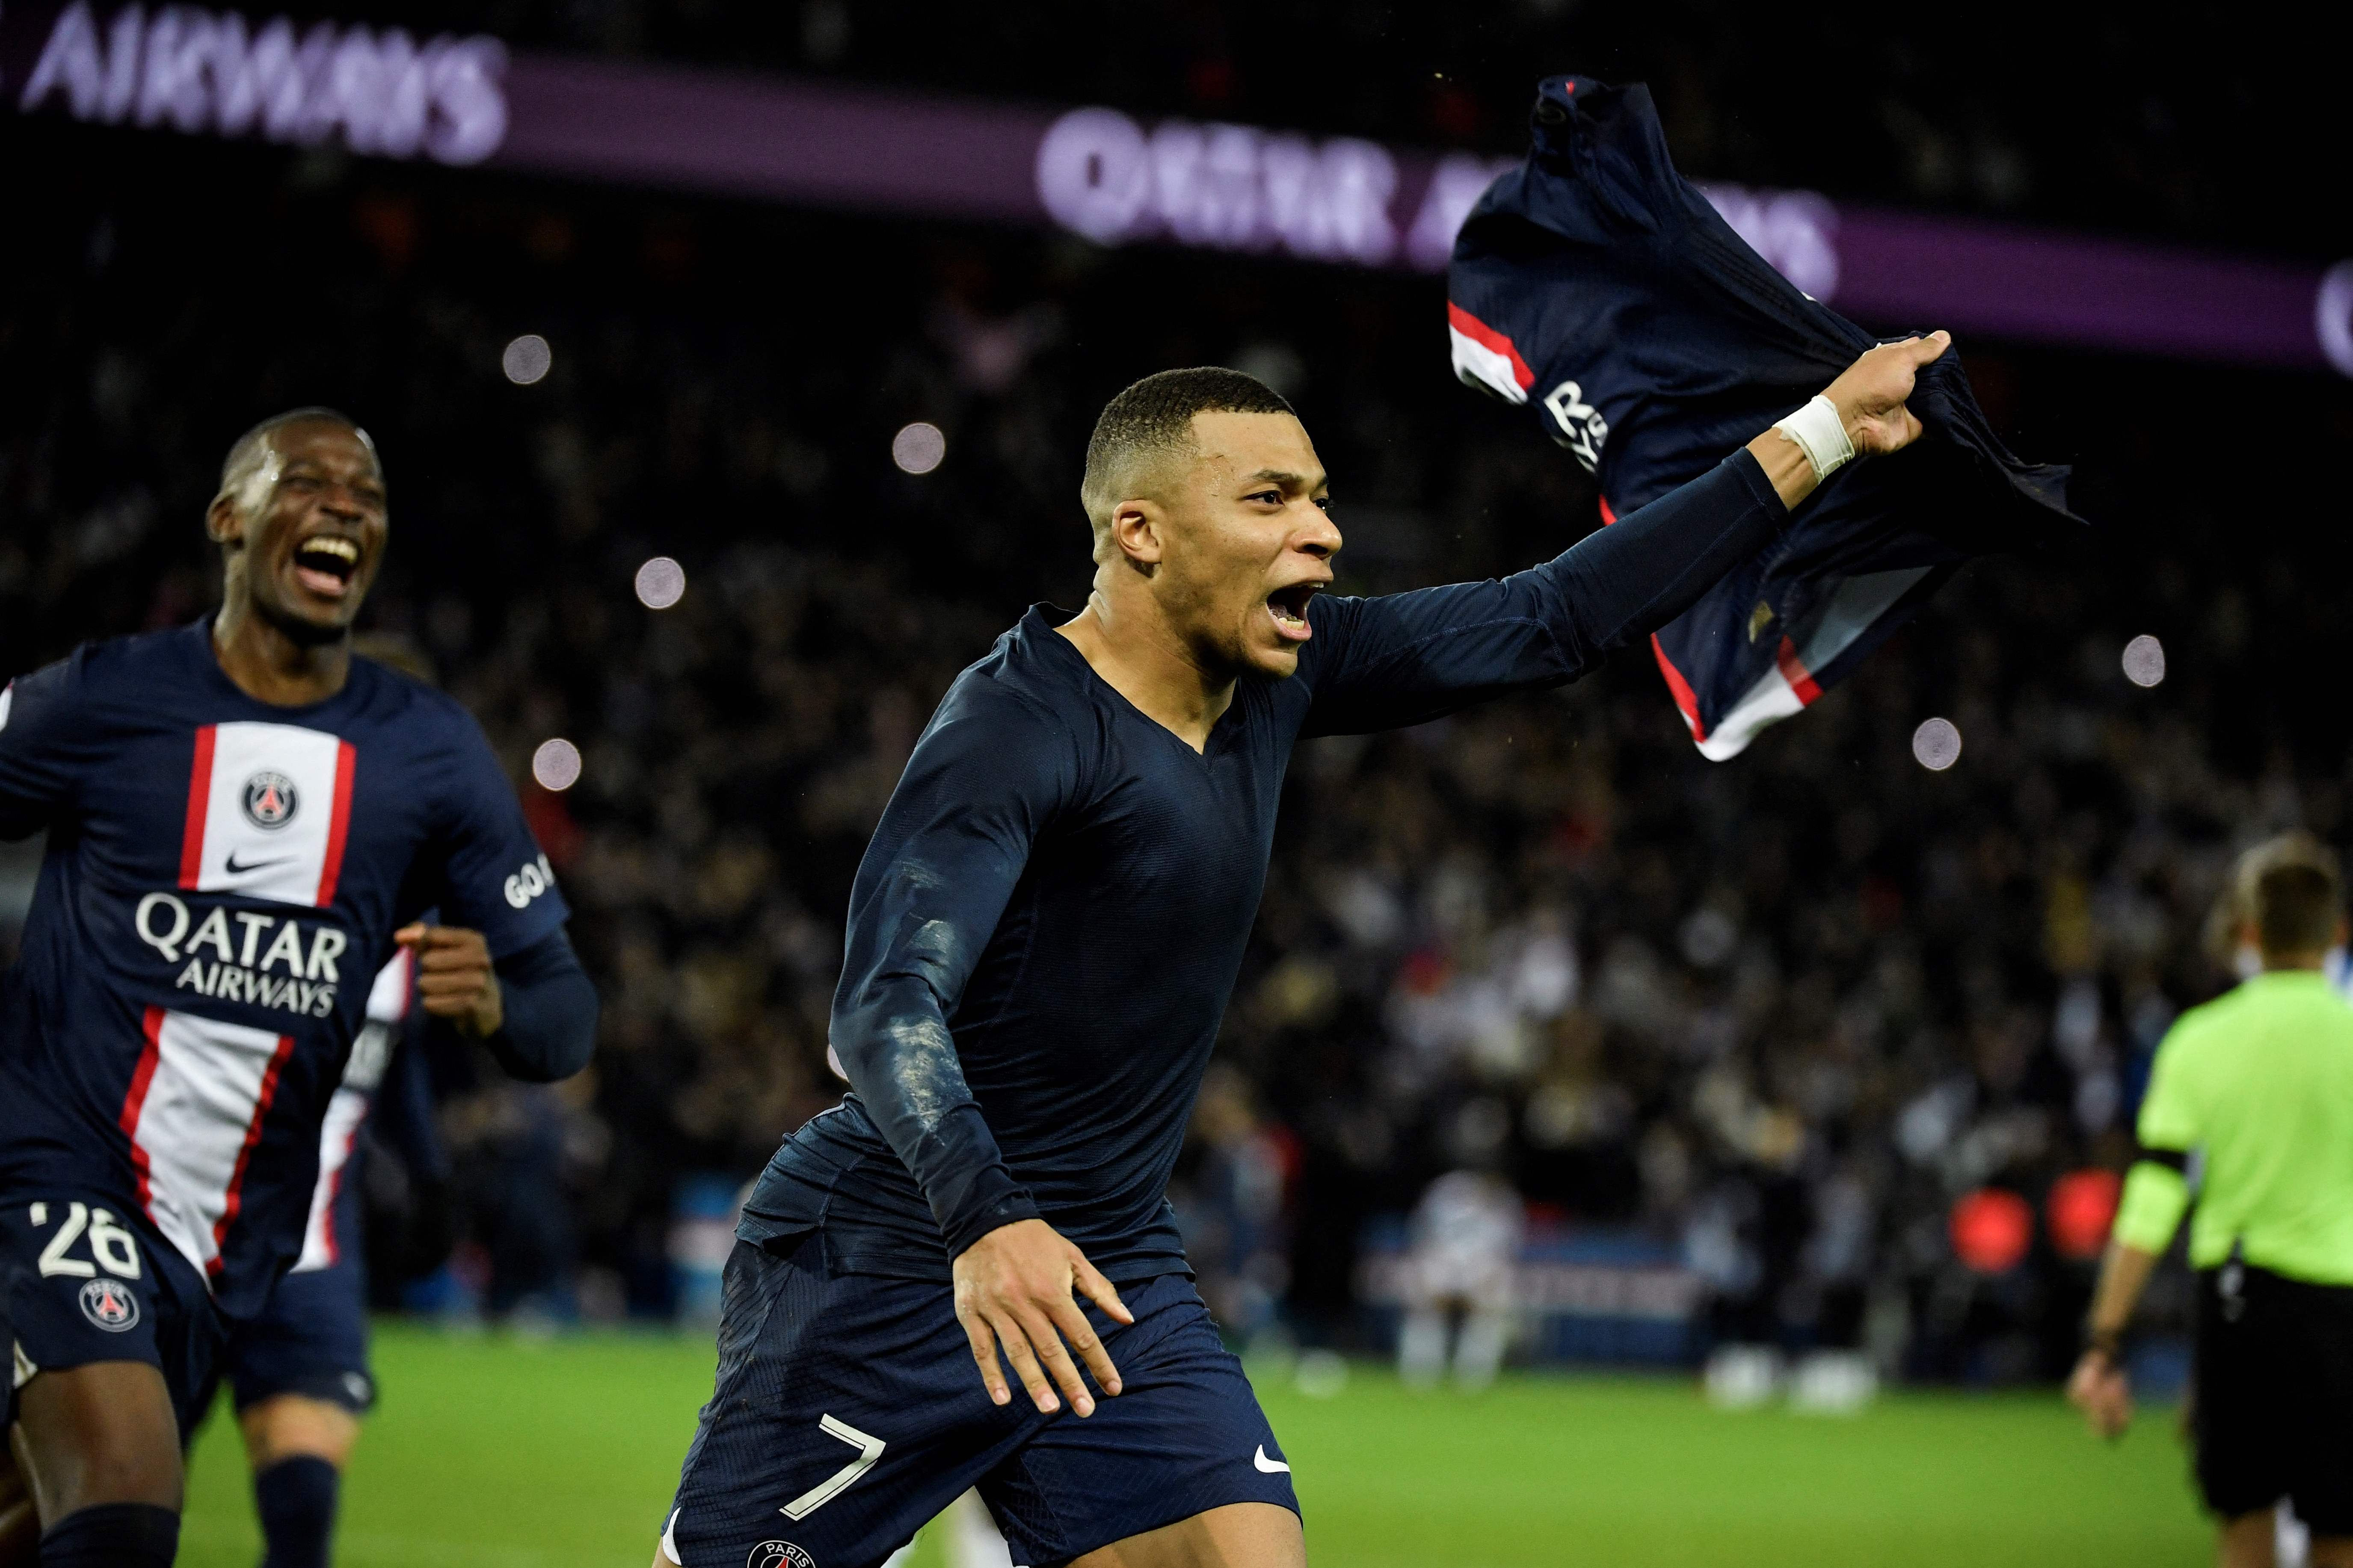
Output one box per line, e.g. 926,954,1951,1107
1911,717,1962,771
634,556,686,610
2046,1169,2123,1261
892,421,946,474
1950,1187,2033,1275
2122,633,2166,687
531,737,582,791
502,334,553,385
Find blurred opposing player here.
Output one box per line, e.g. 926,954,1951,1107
657,337,1947,1568
1396,1170,1524,1392
2071,836,2353,1568
0,410,597,1568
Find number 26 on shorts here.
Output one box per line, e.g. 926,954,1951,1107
30,1201,143,1280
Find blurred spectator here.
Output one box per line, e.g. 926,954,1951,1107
1398,1169,1524,1390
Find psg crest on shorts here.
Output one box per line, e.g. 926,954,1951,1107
747,1543,815,1568
78,1277,140,1332
241,770,299,829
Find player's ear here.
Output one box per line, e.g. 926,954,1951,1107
205,492,245,550
1109,498,1167,571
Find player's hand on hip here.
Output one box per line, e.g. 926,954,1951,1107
2064,1348,2134,1439
394,923,504,1038
1823,330,1951,456
952,1218,1132,1417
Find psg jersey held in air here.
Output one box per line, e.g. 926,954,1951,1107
1447,74,2083,757
0,619,567,1318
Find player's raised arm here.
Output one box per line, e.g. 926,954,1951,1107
832,682,1133,1417
1301,334,1951,736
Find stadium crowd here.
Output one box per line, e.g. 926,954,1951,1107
4,93,2350,1385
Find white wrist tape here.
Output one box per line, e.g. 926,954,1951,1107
1772,394,1855,483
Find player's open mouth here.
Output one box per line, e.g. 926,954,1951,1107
291,535,360,599
1266,582,1320,643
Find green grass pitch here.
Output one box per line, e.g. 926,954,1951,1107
175,1322,2211,1566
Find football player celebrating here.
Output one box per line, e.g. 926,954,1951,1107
656,336,1946,1568
0,409,598,1568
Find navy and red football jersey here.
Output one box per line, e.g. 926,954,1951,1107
1448,74,2082,757
291,947,413,1276
0,619,566,1317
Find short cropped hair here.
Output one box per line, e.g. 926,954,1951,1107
1079,367,1295,544
215,407,376,515
2234,833,2343,956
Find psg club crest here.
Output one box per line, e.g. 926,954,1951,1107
747,1543,816,1568
241,771,299,830
78,1277,140,1333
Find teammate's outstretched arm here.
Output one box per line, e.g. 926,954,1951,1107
1299,333,1951,736
830,686,1132,1418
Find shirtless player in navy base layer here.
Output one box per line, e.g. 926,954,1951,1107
656,334,1949,1568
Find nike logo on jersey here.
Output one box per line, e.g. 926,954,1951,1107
222,850,293,874
1254,1445,1291,1474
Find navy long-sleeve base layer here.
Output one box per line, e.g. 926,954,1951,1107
738,449,1787,1282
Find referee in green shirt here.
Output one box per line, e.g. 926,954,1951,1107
2070,836,2353,1568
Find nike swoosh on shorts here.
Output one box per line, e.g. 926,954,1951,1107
1254,1446,1291,1474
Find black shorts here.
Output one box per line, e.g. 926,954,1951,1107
2192,1261,2353,1533
660,1236,1299,1568
0,1187,224,1441
217,1256,376,1415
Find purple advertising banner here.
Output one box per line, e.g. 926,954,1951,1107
8,0,2349,377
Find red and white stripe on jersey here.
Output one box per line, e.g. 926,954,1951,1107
295,951,412,1272
121,1007,295,1284
179,721,356,907
1447,302,1535,405
296,1086,371,1272
1600,494,1938,760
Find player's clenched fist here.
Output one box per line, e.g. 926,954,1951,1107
1823,330,1951,456
953,1218,1132,1417
394,923,504,1038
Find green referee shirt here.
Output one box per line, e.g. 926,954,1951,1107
2111,970,2353,1284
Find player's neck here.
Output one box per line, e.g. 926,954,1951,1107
211,597,353,706
1055,594,1234,754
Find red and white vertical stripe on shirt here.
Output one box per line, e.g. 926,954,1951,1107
128,720,359,1284
179,720,356,907
295,950,413,1273
120,1008,295,1283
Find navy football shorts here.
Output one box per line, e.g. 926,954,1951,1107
660,1236,1300,1568
0,1188,224,1441
219,1257,376,1415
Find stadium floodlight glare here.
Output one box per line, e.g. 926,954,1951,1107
532,737,583,791
634,556,687,610
503,334,554,385
2122,634,2166,687
1911,718,1962,771
892,421,947,474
